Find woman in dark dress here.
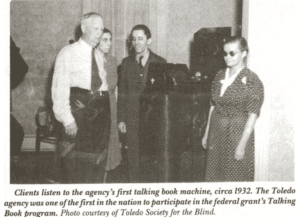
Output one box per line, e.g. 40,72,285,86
97,28,122,172
202,36,264,182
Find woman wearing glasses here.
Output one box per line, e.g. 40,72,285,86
202,36,264,182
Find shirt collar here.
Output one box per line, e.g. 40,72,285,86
135,49,150,62
78,37,93,52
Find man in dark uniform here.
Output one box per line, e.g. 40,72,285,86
117,24,166,182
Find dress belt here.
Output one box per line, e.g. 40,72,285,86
70,87,108,97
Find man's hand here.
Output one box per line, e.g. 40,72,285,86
118,122,126,133
65,121,78,138
75,99,85,108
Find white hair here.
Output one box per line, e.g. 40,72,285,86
81,12,102,27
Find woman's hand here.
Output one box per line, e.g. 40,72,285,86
234,144,245,160
202,106,214,150
202,133,208,149
234,113,258,160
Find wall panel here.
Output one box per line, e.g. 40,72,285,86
243,0,295,181
10,0,82,134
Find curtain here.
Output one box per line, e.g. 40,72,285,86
81,0,168,64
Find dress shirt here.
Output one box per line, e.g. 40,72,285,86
52,38,108,127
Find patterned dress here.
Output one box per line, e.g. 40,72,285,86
205,67,264,182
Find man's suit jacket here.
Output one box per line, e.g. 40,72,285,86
117,50,166,182
117,50,166,127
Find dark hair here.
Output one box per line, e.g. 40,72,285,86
131,24,151,39
224,36,249,54
103,28,112,36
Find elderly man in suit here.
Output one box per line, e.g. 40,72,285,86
117,24,166,182
52,12,110,183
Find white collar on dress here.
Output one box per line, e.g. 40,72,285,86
220,67,244,97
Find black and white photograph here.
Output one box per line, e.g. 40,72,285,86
2,0,299,219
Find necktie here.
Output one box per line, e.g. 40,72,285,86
138,56,144,69
91,49,102,93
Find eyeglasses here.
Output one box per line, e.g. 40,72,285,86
222,51,238,57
